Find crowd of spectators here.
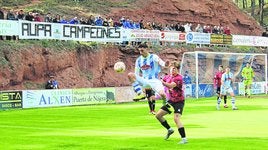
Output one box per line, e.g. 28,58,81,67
0,8,233,35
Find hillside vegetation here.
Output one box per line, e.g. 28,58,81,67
1,0,267,29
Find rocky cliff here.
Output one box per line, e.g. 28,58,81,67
0,42,187,90
1,41,266,91
109,0,263,35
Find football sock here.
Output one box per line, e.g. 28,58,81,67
148,100,153,111
246,88,251,96
231,97,235,107
178,127,186,138
217,97,221,105
161,120,171,130
224,95,227,104
132,81,142,95
152,100,155,111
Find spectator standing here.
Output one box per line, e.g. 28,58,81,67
95,16,103,26
34,13,42,22
44,13,53,22
25,12,34,21
195,24,203,33
17,10,25,20
102,18,109,27
87,15,95,25
46,75,59,89
0,9,4,40
0,9,4,20
224,26,231,35
60,16,68,24
52,14,61,23
6,10,17,40
108,18,114,27
183,71,192,97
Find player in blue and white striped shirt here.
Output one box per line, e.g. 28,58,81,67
128,43,169,104
217,66,238,110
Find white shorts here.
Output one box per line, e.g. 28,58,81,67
135,74,164,95
220,86,233,95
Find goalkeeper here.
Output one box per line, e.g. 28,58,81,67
241,62,255,98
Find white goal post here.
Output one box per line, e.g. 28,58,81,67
180,51,268,99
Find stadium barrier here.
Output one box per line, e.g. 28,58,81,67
1,19,268,47
0,82,266,110
0,87,136,110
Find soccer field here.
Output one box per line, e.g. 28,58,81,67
0,95,268,150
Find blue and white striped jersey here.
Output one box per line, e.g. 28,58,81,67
221,72,233,88
135,53,165,80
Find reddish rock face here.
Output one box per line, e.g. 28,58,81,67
0,0,265,90
0,45,186,90
108,0,263,35
0,45,266,90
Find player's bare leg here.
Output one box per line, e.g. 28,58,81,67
128,72,146,101
156,109,174,140
230,92,238,110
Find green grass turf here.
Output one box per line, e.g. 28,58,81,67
0,95,268,150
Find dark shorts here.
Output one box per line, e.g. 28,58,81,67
145,89,155,99
216,87,221,95
161,101,185,115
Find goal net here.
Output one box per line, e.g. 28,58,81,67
180,51,267,98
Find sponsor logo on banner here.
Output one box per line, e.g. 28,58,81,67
72,88,115,105
0,91,22,109
192,84,214,97
238,82,266,95
18,20,122,42
232,35,268,47
184,84,192,97
129,29,160,40
186,32,210,44
115,86,136,103
23,90,72,108
210,34,232,45
159,31,185,42
0,20,19,36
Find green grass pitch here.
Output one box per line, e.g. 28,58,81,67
1,95,268,150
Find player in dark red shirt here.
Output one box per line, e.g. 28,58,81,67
214,65,228,108
155,62,187,144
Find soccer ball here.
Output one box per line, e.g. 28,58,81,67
114,61,126,73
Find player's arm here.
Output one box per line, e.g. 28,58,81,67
221,74,225,87
251,68,255,79
134,58,141,75
213,74,217,87
154,54,169,67
162,77,181,89
241,68,246,79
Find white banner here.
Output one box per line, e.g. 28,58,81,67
23,89,72,108
232,35,268,47
238,82,266,95
186,32,211,44
159,31,186,42
123,29,160,41
0,20,19,36
18,20,123,42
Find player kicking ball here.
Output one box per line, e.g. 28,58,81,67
217,66,238,110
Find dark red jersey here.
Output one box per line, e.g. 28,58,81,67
164,74,184,102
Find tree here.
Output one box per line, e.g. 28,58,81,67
242,0,248,8
259,0,264,26
251,0,256,17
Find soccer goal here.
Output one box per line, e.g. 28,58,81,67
180,51,267,98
